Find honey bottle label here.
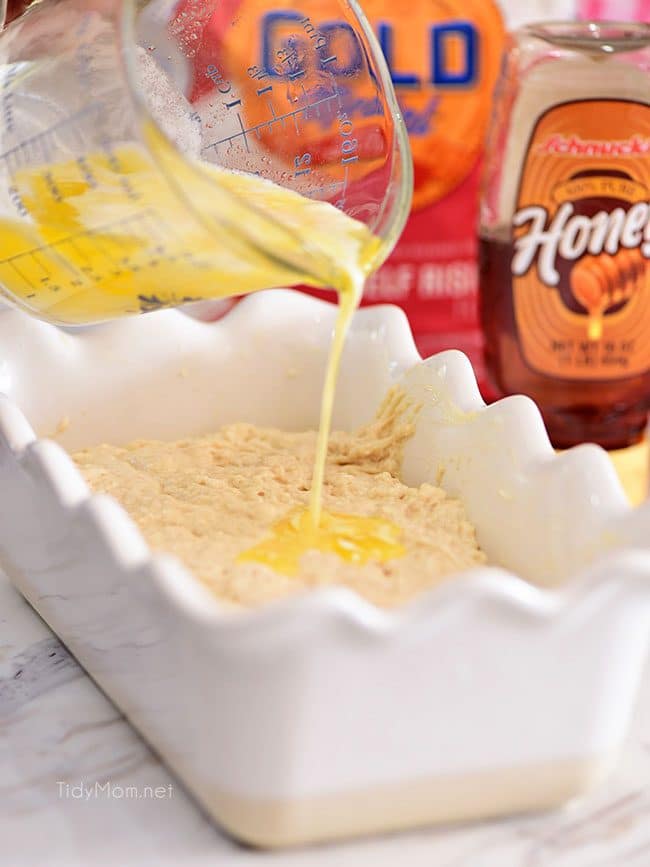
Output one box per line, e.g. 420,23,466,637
511,99,650,381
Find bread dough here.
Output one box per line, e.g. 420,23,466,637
72,390,486,608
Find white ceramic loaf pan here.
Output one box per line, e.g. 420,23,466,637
0,289,649,849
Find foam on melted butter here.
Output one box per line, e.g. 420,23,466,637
0,128,404,575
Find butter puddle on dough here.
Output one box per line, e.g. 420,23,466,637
237,509,406,577
241,379,413,574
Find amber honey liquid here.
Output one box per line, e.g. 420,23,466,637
480,232,650,450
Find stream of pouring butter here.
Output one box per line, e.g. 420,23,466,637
238,283,406,577
0,129,405,575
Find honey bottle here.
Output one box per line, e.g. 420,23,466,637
480,22,650,449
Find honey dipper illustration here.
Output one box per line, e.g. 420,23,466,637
570,248,648,341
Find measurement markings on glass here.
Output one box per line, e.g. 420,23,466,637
0,104,102,171
302,179,346,199
299,84,325,121
68,238,91,264
7,259,31,289
0,210,164,290
91,236,120,268
236,113,251,153
202,93,339,153
32,252,51,279
267,100,283,131
138,211,171,252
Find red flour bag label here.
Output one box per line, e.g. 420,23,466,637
358,0,505,384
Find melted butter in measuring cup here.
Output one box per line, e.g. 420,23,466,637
0,124,407,575
0,125,374,322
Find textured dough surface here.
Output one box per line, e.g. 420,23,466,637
73,390,486,608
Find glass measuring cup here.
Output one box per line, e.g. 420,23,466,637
0,0,412,324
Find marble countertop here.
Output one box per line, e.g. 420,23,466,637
1,567,649,867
